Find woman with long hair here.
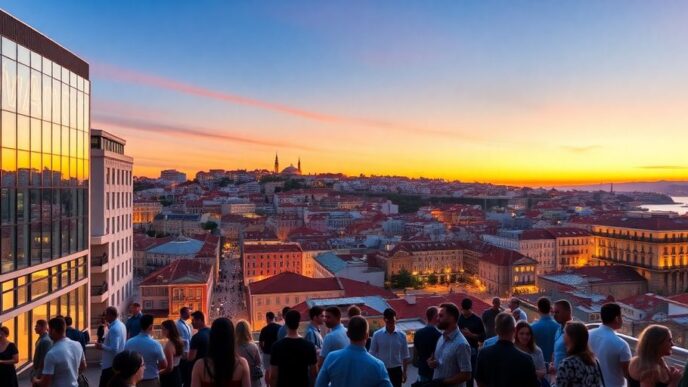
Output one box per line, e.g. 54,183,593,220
628,325,682,387
108,350,145,387
0,326,18,387
514,321,547,383
555,321,603,387
191,318,250,387
160,320,184,387
234,320,263,387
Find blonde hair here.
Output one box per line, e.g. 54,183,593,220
235,320,253,345
635,325,671,380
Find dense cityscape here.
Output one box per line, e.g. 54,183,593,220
2,3,688,387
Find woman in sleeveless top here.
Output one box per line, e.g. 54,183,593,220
191,318,250,387
160,320,184,387
0,326,19,387
628,325,682,387
235,320,263,387
514,321,548,385
555,321,603,387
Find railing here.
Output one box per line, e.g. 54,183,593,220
91,285,108,296
91,255,109,267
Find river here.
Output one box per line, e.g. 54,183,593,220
640,196,688,215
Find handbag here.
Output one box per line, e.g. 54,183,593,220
243,344,264,380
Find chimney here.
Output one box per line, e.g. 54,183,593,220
405,294,416,305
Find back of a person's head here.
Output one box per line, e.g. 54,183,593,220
347,316,368,342
555,299,572,313
109,350,143,387
285,309,301,330
440,303,460,322
266,311,275,321
425,306,438,322
461,298,472,311
281,306,290,317
565,321,594,365
600,303,621,325
105,306,119,319
64,316,73,326
537,297,551,314
326,306,341,319
347,305,361,318
208,318,237,383
235,320,252,344
36,319,48,329
140,314,154,331
191,311,205,322
48,317,66,334
495,312,516,336
309,306,324,320
636,324,671,368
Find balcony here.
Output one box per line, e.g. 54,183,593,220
91,254,109,273
91,284,109,303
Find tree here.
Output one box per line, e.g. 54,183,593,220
428,273,438,285
391,269,414,289
201,221,218,231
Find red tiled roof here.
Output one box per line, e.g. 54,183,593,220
140,259,212,286
243,243,303,254
471,243,536,266
248,272,341,295
542,266,646,284
338,278,396,299
668,293,688,305
544,227,591,237
593,216,688,231
519,229,555,240
390,241,465,254
387,293,490,321
133,234,174,251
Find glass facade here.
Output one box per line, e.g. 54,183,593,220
0,24,90,372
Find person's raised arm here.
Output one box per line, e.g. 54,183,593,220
161,342,174,374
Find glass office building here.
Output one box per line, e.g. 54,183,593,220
0,10,89,371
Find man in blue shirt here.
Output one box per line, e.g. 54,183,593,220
277,306,290,341
553,299,572,370
176,307,193,387
316,316,393,387
125,302,142,339
65,316,86,351
304,306,324,352
370,308,410,387
318,306,349,369
531,297,560,366
124,314,167,387
95,306,127,387
413,306,441,383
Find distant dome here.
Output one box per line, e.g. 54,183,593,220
281,164,301,175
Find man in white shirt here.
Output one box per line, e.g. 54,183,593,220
370,308,410,387
509,297,528,322
95,306,127,387
32,317,86,387
589,303,632,387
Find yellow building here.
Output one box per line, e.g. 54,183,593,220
591,214,688,295
376,241,464,281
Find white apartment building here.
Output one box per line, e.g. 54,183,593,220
90,130,134,326
482,228,557,274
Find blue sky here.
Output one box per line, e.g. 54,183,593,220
3,1,687,184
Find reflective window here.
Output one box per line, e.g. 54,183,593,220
2,57,17,111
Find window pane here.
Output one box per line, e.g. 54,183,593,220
2,57,17,111
52,78,60,122
1,149,16,187
16,310,29,364
31,69,41,119
17,114,30,150
1,110,16,148
42,74,51,120
61,82,68,126
0,226,15,273
42,121,51,155
17,64,30,115
17,45,30,65
31,118,41,153
31,52,41,71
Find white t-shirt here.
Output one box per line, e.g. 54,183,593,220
42,338,84,387
588,325,632,387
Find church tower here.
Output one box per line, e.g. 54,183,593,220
298,157,301,173
274,153,279,174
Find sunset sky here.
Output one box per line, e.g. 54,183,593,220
4,1,688,186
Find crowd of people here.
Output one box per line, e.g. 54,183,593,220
3,295,688,386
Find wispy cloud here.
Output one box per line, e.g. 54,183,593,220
91,62,482,140
92,114,318,151
637,165,688,170
560,145,602,154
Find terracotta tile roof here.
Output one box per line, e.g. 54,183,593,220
390,241,465,254
243,243,303,254
540,266,646,285
593,216,688,231
544,227,591,237
133,234,174,251
668,293,688,305
519,229,555,240
248,272,341,295
338,278,396,299
387,293,490,321
470,243,536,266
140,259,212,286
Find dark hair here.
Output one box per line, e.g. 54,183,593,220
281,306,290,316
36,319,48,328
105,306,119,319
191,311,205,322
309,306,324,320
495,312,516,336
461,298,473,310
131,302,141,308
440,303,460,321
515,321,535,352
64,316,73,326
48,317,66,334
161,320,184,357
285,309,300,330
601,303,621,325
180,306,190,315
266,311,275,321
325,306,341,319
140,314,154,331
206,318,237,387
347,305,361,318
108,350,143,387
0,326,9,336
555,299,572,313
347,316,368,341
383,308,396,320
425,306,439,322
537,297,551,314
565,321,596,366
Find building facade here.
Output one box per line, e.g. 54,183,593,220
591,214,688,295
0,11,90,371
376,241,464,281
242,242,304,284
133,200,162,227
89,130,133,325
